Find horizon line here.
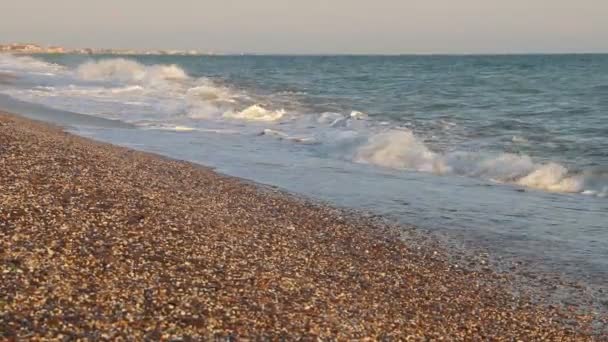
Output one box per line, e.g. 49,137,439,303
13,51,608,57
3,42,607,56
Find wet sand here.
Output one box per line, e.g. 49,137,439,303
0,112,603,340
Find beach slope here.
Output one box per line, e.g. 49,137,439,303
0,113,599,340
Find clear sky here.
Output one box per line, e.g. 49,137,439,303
2,0,607,54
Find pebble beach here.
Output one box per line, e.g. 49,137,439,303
0,112,604,340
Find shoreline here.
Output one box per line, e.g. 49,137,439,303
0,112,604,339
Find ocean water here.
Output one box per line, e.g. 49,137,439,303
1,53,607,297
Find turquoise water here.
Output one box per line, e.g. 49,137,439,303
1,54,607,302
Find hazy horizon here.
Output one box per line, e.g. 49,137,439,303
3,0,607,54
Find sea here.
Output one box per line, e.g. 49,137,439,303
1,53,607,307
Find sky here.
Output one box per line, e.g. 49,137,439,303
2,0,607,54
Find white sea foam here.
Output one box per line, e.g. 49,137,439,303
33,86,56,91
155,125,198,132
512,135,529,144
355,129,587,193
76,58,188,85
318,112,348,127
186,84,235,103
350,110,367,120
40,84,144,97
0,54,64,74
224,104,285,122
260,128,317,144
184,83,242,119
517,163,584,193
355,130,448,174
260,128,289,138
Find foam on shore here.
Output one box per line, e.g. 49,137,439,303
355,129,592,193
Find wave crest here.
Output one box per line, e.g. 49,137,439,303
0,54,61,71
223,105,285,122
76,58,188,85
355,131,448,174
355,130,588,193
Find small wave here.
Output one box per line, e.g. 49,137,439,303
582,188,608,198
187,84,235,103
259,128,317,144
56,85,144,96
76,58,188,85
183,81,264,121
158,125,197,132
110,85,144,93
197,128,240,135
224,105,285,122
318,112,348,127
512,135,529,144
0,54,64,74
350,110,367,120
516,163,583,193
355,130,596,195
355,130,447,174
137,122,198,132
33,86,56,91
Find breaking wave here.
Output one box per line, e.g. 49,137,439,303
0,54,64,75
1,55,606,197
1,56,289,124
224,104,285,122
76,58,188,85
355,130,593,194
259,128,317,144
355,130,448,174
186,84,236,103
74,59,288,123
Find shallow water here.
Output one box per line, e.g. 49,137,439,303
0,53,606,295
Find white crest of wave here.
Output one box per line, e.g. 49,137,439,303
144,124,197,132
354,130,448,174
223,104,285,122
512,135,529,144
0,54,63,74
453,153,536,181
260,129,317,144
187,84,234,102
350,110,367,120
76,58,188,85
318,112,348,127
261,128,289,138
517,163,584,193
185,84,236,119
356,130,585,193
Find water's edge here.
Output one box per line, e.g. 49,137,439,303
2,102,606,325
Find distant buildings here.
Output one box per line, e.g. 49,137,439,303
47,46,66,53
0,42,209,56
0,43,45,53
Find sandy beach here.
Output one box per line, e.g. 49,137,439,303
0,112,603,340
